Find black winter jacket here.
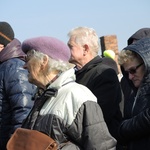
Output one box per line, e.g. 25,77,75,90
75,56,123,142
0,39,35,150
119,38,150,150
121,28,150,119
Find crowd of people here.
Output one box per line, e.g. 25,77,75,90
0,21,150,150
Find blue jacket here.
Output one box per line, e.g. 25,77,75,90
0,39,35,150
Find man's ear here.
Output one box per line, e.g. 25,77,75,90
83,44,89,55
41,55,49,70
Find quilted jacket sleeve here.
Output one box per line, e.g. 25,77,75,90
67,101,117,150
119,108,150,141
4,59,35,134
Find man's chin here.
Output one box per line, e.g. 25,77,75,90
69,59,72,63
69,59,75,64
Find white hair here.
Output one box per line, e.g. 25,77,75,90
68,26,100,56
27,49,72,72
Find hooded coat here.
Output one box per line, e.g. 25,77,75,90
121,28,150,119
0,39,35,150
119,38,150,150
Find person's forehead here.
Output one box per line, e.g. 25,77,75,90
123,59,138,70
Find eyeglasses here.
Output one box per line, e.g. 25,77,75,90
125,62,144,75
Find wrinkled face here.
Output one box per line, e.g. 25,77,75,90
0,44,4,52
23,53,42,86
123,59,145,88
67,37,84,65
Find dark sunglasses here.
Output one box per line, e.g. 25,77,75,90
125,62,144,75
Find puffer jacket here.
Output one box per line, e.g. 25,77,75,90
22,68,117,150
119,38,150,150
0,39,35,150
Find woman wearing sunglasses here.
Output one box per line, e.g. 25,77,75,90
118,37,150,150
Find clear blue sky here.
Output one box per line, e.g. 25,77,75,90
1,0,150,55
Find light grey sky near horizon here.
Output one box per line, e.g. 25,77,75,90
1,0,150,55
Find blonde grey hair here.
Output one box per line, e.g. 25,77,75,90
118,50,142,65
68,27,100,56
27,49,72,72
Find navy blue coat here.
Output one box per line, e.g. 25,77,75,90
0,39,35,150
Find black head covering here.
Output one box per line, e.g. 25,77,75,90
0,22,14,46
128,28,150,45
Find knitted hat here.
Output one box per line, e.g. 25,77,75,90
22,36,71,62
0,22,14,46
